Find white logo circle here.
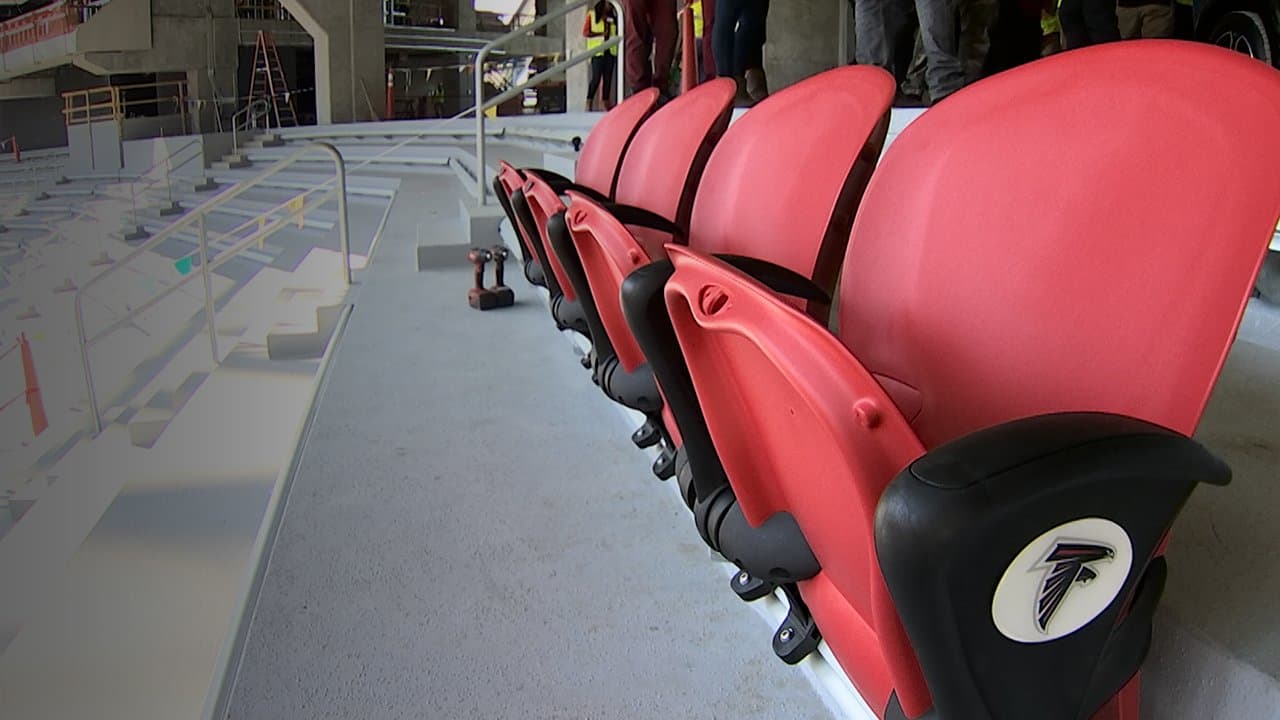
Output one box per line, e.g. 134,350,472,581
991,518,1133,643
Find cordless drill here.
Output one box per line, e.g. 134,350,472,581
489,244,515,307
468,247,500,310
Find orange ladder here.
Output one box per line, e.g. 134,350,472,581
246,30,298,128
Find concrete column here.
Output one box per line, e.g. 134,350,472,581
763,0,841,93
186,67,237,134
456,0,478,32
279,0,386,124
564,5,589,112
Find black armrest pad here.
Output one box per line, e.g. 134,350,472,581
906,412,1229,490
602,202,682,236
875,412,1229,720
713,254,831,306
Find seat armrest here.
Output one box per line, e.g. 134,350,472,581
876,412,1228,720
602,202,683,236
712,254,831,306
538,171,609,203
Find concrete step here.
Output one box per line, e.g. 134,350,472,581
127,371,211,448
240,134,287,149
115,223,280,267
212,153,252,171
134,196,336,233
266,303,350,361
208,169,400,200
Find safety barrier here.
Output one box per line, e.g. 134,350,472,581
62,79,189,129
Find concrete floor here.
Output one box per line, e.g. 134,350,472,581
226,172,837,719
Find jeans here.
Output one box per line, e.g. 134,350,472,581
854,0,964,102
712,0,769,78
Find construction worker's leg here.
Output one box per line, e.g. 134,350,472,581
958,0,998,84
1080,0,1121,42
624,0,654,93
713,0,745,77
702,0,718,78
588,55,606,109
1116,6,1141,37
1057,0,1091,48
740,0,770,100
854,0,893,69
917,0,964,103
650,0,678,92
902,29,927,97
602,53,617,107
1143,3,1174,37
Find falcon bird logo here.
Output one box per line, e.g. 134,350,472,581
1035,542,1115,633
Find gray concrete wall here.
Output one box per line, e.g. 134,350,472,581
280,0,386,125
74,0,152,55
763,0,843,93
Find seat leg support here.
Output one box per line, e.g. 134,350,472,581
730,569,776,602
773,584,821,665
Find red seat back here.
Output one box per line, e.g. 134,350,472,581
576,88,661,197
532,81,735,306
569,67,894,374
688,65,895,316
615,78,737,234
840,41,1280,445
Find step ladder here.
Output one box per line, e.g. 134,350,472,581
246,30,298,129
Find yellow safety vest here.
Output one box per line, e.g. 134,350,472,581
1041,10,1060,35
692,1,704,39
586,11,617,57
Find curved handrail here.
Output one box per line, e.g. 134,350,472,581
74,141,350,434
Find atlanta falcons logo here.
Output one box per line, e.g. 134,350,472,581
1035,542,1115,633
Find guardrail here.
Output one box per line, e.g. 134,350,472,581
62,80,189,129
74,142,351,434
474,0,624,204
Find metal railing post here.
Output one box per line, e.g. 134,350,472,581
611,0,625,106
198,213,218,363
322,142,352,284
472,0,614,205
74,291,102,435
475,52,487,204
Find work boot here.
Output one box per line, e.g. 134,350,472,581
745,68,769,103
733,77,754,108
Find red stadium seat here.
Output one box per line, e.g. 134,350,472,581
496,88,659,290
521,79,736,343
623,41,1280,719
566,65,893,490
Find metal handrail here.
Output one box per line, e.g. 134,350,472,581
474,0,624,204
74,142,350,434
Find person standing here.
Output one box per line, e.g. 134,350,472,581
623,0,678,96
584,1,619,110
1058,0,1120,47
852,0,964,104
713,0,770,104
1116,0,1174,38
